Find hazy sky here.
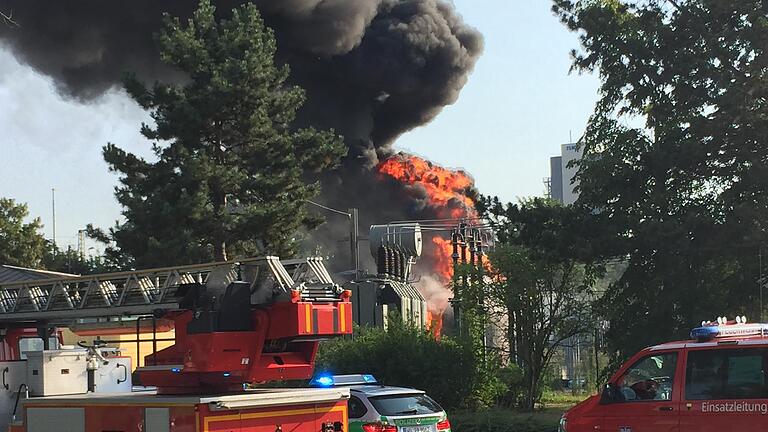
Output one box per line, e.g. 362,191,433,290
0,1,600,251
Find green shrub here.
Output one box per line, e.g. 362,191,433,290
496,363,525,407
316,320,503,410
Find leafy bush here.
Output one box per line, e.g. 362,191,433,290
496,363,525,407
316,320,503,410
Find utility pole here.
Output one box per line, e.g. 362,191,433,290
51,188,57,253
450,229,461,334
303,201,361,276
594,324,601,392
757,248,765,322
348,208,360,278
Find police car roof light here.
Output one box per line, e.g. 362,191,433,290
310,374,379,387
310,375,335,387
363,374,377,383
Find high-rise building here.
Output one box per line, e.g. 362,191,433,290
549,143,582,205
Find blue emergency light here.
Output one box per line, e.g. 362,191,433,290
311,375,335,387
310,374,379,387
690,316,768,341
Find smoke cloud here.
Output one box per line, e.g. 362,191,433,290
0,0,483,274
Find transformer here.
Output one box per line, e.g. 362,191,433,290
345,224,427,329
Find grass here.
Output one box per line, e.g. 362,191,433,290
449,392,592,432
450,408,565,432
540,390,593,406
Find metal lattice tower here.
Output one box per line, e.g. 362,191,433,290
77,230,86,258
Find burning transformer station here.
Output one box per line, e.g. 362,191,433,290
343,217,497,337
345,224,428,329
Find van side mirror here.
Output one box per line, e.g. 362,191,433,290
600,383,624,404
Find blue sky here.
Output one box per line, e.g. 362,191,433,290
0,1,600,251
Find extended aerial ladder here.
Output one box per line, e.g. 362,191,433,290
0,256,352,394
0,257,334,321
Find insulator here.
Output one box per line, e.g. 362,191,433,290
393,250,402,281
468,234,476,265
451,231,460,261
377,246,388,277
398,251,407,280
385,246,394,278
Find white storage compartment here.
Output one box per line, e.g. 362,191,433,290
0,361,27,426
25,350,87,396
93,356,132,393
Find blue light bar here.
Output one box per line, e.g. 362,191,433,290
310,374,379,387
691,322,768,341
363,374,377,383
311,375,335,387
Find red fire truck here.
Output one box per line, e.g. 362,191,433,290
560,317,768,432
0,256,352,432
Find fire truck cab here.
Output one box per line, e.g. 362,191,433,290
560,317,768,432
0,328,62,361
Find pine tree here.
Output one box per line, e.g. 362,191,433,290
104,0,346,267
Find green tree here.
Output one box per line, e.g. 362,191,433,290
553,0,768,358
103,0,346,267
0,198,48,268
316,320,504,411
42,247,120,276
481,198,599,410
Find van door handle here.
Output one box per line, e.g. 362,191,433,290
658,406,674,412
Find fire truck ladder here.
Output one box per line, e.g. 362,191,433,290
0,256,337,323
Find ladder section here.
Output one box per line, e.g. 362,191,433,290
281,257,343,302
0,256,310,322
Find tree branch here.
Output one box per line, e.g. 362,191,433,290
1,9,19,27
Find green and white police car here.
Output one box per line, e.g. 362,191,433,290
311,374,451,432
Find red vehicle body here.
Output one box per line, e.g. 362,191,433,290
8,388,348,432
561,319,768,432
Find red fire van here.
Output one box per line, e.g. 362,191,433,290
560,317,768,432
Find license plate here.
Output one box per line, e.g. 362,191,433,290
401,426,432,432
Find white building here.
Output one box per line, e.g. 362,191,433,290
549,143,582,205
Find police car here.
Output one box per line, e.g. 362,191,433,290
560,316,768,432
311,374,451,432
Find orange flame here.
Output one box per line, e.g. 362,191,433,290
431,236,455,281
426,310,444,340
377,154,480,337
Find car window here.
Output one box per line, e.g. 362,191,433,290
368,394,442,416
349,396,368,419
18,337,59,359
686,349,768,400
618,352,677,402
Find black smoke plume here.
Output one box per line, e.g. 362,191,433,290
0,0,483,273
